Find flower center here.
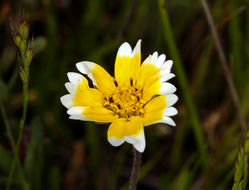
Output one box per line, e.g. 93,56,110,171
103,79,145,119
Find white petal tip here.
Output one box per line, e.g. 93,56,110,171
163,117,176,126
152,51,158,58
60,94,74,109
76,61,94,74
160,83,177,94
108,137,125,147
69,115,87,121
67,72,83,85
133,142,145,153
117,42,132,57
161,60,173,73
65,82,76,95
108,130,146,152
166,94,178,107
67,106,85,116
160,73,175,82
132,39,142,55
124,130,146,153
155,117,176,127
156,54,166,68
163,107,178,116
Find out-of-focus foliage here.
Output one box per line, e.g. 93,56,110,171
0,0,249,189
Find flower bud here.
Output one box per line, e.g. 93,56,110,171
14,34,22,48
25,47,34,66
19,21,29,40
19,40,27,54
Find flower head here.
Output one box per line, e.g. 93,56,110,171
60,40,178,153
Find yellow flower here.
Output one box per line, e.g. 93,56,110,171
61,40,178,152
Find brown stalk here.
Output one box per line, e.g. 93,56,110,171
200,0,247,134
129,148,141,190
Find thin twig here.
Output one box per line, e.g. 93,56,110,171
129,148,141,190
116,0,137,41
1,99,29,190
216,5,246,30
200,0,247,133
0,100,15,150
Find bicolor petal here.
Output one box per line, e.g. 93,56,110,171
76,61,116,94
114,40,141,87
107,117,145,152
67,106,117,123
73,76,104,107
143,95,166,126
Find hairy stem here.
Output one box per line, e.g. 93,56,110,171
129,148,141,190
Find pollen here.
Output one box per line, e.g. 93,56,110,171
103,79,145,119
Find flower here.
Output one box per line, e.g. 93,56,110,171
60,40,178,153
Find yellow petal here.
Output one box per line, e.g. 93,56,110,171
82,106,118,123
114,40,141,87
107,116,143,139
73,77,103,107
138,53,176,102
138,62,161,101
143,95,166,126
76,61,116,94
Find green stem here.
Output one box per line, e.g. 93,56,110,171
1,85,29,190
5,52,30,190
157,0,209,169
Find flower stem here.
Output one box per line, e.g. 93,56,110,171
129,148,141,190
5,70,29,190
5,19,32,190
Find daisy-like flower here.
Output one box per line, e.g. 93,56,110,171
60,40,178,153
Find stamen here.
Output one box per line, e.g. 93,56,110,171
130,78,133,86
114,79,118,87
117,104,121,109
109,97,114,103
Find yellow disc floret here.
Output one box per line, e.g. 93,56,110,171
103,78,146,119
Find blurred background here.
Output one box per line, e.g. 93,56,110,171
0,0,249,189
